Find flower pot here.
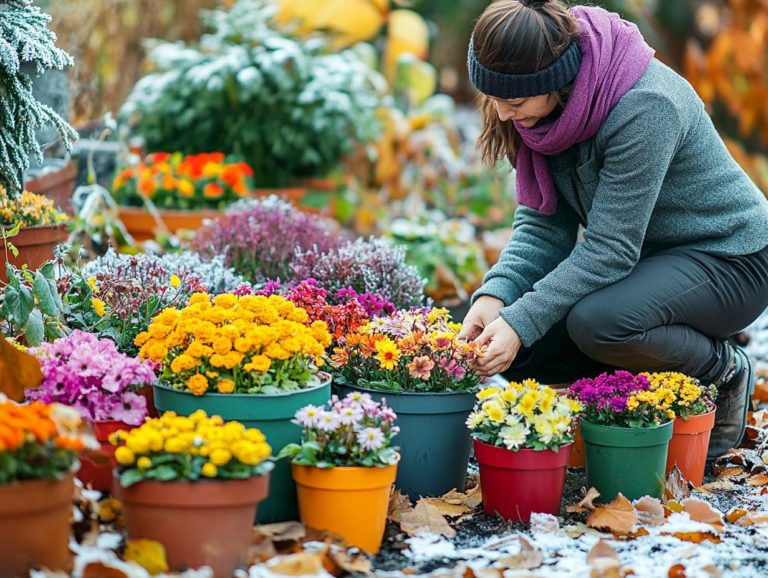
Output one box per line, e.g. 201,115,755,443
568,417,586,468
336,383,474,499
666,409,716,486
25,160,77,216
292,461,397,554
0,473,74,577
117,206,222,242
473,439,571,522
115,475,269,578
152,375,331,523
77,420,135,492
0,223,68,283
581,419,673,502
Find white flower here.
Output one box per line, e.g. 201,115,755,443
500,422,530,450
295,405,322,428
316,411,341,432
357,427,385,451
337,405,363,426
465,411,484,429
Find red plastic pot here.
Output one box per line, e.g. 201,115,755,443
77,420,135,492
474,438,572,522
666,408,716,487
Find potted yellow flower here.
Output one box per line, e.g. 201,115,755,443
112,410,271,577
466,379,581,521
136,292,332,522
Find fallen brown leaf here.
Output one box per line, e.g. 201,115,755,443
496,535,543,570
81,562,129,578
567,487,601,513
668,563,686,578
680,497,725,532
268,552,326,576
388,488,413,523
124,539,169,575
750,409,768,429
664,466,691,503
462,566,500,578
530,512,559,534
665,500,685,514
747,473,768,486
669,531,722,544
715,466,747,480
725,508,748,524
255,521,306,543
327,548,372,575
696,480,736,494
586,539,621,578
422,497,471,518
587,494,637,535
700,565,722,577
633,497,665,526
399,500,456,538
0,334,43,401
734,511,768,526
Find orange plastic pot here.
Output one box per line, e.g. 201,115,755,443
116,475,269,577
665,408,716,486
117,206,221,242
77,420,135,492
0,223,68,283
568,417,585,468
293,461,397,554
0,473,74,577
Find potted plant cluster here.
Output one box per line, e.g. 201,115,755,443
136,292,332,521
279,392,399,553
332,307,483,498
568,371,675,501
112,152,256,241
0,186,69,282
466,379,582,521
26,330,157,491
641,372,717,486
0,399,85,576
112,410,272,577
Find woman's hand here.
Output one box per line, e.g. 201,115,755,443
472,317,522,377
457,296,505,342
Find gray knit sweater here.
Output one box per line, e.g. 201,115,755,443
472,59,768,347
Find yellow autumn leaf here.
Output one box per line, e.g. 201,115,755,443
0,334,43,402
124,539,169,575
277,0,385,47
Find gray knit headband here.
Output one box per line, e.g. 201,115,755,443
467,37,582,98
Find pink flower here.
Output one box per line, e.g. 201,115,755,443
357,427,385,451
337,405,363,426
295,405,322,428
407,356,435,380
316,411,341,432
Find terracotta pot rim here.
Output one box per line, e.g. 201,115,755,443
116,473,270,507
672,407,716,435
155,371,331,399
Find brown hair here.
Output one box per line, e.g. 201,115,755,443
473,0,579,166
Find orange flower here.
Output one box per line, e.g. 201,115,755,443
203,183,224,198
139,178,157,197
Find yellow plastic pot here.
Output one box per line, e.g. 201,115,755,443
292,461,397,554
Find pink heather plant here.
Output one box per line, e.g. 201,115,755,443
278,392,399,468
27,330,156,425
190,196,342,284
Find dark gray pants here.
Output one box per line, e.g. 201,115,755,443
504,244,768,385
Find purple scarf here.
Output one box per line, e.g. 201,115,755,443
514,6,655,215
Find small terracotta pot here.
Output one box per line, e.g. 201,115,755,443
0,473,74,577
0,223,69,283
77,420,135,492
568,417,586,468
293,462,397,554
666,408,716,486
117,206,221,242
116,475,269,577
25,161,77,216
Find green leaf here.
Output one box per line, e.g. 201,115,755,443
3,222,21,238
119,468,145,487
5,264,18,288
33,268,63,316
276,443,302,460
24,309,45,346
7,243,18,258
148,465,177,481
3,284,33,327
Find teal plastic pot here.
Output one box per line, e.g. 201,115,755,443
153,376,330,523
336,383,474,499
581,419,673,502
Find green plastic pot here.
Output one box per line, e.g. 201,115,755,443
153,375,330,523
580,419,673,502
336,383,474,499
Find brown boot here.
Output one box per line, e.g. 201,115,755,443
707,347,755,463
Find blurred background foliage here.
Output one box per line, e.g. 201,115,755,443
49,0,768,193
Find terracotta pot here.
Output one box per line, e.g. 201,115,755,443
568,417,586,468
293,461,397,554
116,475,269,577
666,409,716,486
25,161,77,216
117,206,221,242
0,473,74,577
474,439,572,522
77,420,135,492
0,223,69,283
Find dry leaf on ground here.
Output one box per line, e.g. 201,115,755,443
81,562,129,578
496,535,543,570
724,508,748,524
633,496,665,526
0,334,43,401
400,500,456,538
668,531,722,544
567,487,601,513
587,494,637,535
439,485,482,510
123,539,169,575
697,480,736,494
388,488,413,522
734,511,768,526
255,521,306,542
530,512,559,534
268,552,326,576
681,497,725,532
747,473,768,486
326,548,372,575
664,466,692,503
586,539,621,578
422,497,471,518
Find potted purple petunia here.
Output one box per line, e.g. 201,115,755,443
26,330,156,491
